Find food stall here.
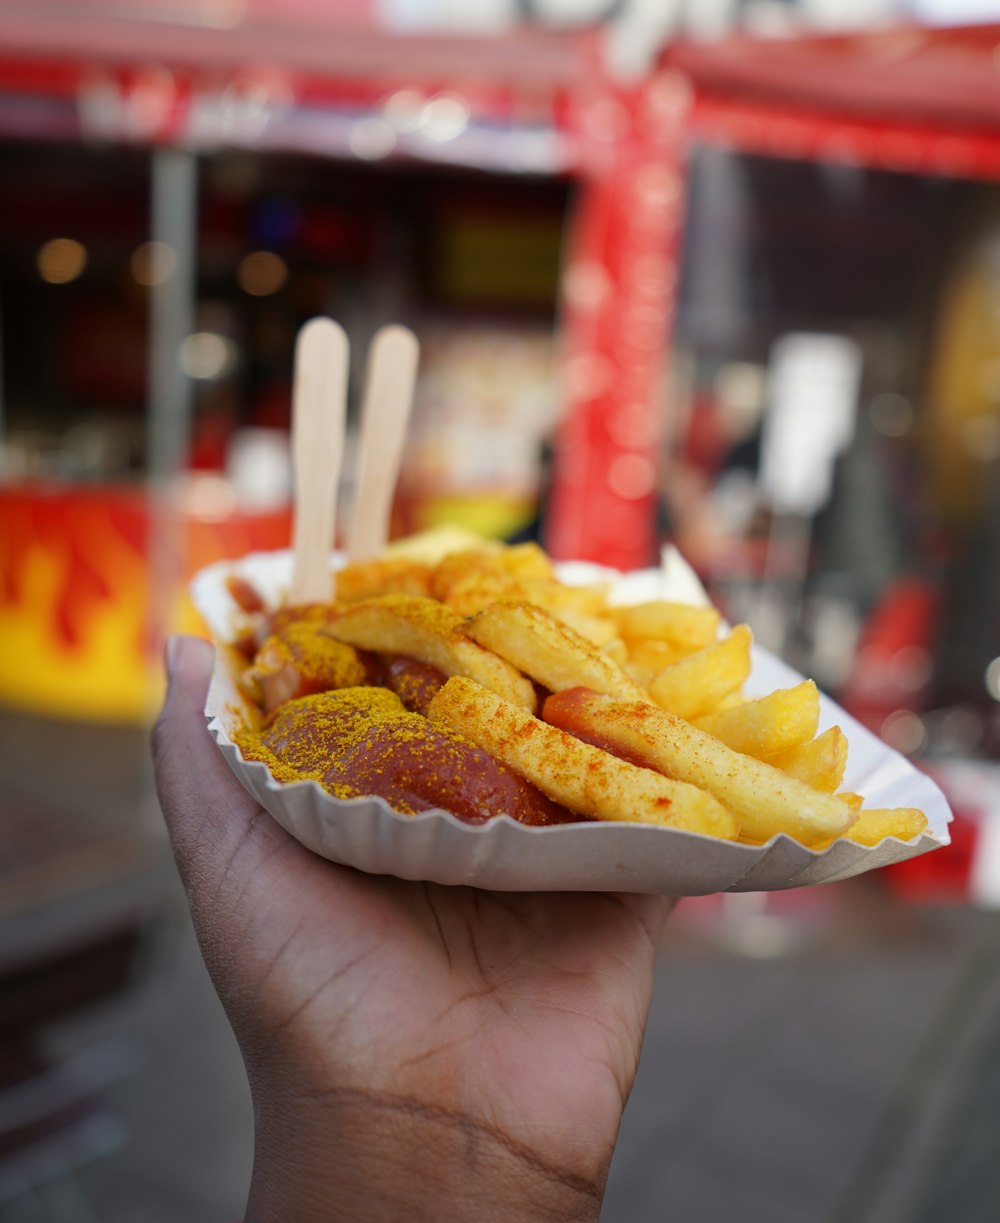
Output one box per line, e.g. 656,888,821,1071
0,5,684,727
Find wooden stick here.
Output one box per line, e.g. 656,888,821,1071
346,324,420,563
289,317,349,604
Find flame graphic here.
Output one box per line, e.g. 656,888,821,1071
0,486,291,723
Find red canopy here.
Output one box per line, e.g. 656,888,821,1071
664,24,1000,130
658,24,1000,184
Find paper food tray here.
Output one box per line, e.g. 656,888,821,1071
192,549,952,896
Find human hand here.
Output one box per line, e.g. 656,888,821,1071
152,636,672,1222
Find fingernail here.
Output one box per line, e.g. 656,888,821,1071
165,635,182,678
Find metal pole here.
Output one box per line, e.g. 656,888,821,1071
146,146,197,717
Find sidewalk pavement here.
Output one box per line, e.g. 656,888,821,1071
65,876,1000,1223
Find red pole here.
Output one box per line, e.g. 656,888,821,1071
547,71,691,571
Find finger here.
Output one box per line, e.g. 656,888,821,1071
151,634,284,893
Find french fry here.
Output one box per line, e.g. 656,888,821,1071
648,624,753,720
812,807,928,850
624,639,689,676
601,637,630,667
766,726,849,794
843,807,928,846
693,681,819,760
541,688,855,847
427,676,738,838
497,541,559,580
429,543,553,604
464,600,648,702
613,600,721,651
335,555,433,602
326,595,537,710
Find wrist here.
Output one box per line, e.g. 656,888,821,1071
244,1083,605,1223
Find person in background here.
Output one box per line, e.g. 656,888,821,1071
152,636,671,1222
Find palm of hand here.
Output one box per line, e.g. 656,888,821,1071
208,794,667,1186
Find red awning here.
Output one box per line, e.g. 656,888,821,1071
662,24,1000,131
0,4,598,94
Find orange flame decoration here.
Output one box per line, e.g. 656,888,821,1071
0,485,291,723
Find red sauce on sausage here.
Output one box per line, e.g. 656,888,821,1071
256,688,578,827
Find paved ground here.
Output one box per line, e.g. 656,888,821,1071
39,878,1000,1223
4,708,1000,1222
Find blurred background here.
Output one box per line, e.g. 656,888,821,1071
2,1,1000,1220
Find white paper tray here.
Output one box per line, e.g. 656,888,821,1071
192,549,952,896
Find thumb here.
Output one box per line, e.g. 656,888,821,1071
152,633,268,889
164,632,216,710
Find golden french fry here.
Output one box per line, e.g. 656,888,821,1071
648,624,753,720
445,571,617,643
383,524,493,564
429,543,554,604
440,576,523,618
812,806,928,850
530,579,611,618
464,600,648,702
836,791,864,813
496,541,558,580
843,807,928,846
601,637,629,667
624,638,689,674
613,600,721,651
693,681,820,760
541,688,855,847
427,676,737,838
335,555,433,602
766,726,849,794
326,595,536,710
548,608,620,649
524,580,620,646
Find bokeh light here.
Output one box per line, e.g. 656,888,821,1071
37,238,87,284
881,709,927,755
179,332,237,380
131,241,177,287
237,250,288,296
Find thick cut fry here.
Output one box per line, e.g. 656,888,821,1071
383,524,494,564
843,807,928,846
624,639,689,676
813,807,928,850
613,600,721,651
693,681,820,760
648,625,753,720
464,600,648,702
541,688,855,847
429,543,553,604
766,726,849,794
326,595,536,710
335,556,433,602
601,637,629,667
497,541,558,580
549,608,620,649
439,575,527,618
427,677,737,838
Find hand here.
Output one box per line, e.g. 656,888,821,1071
152,636,672,1223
